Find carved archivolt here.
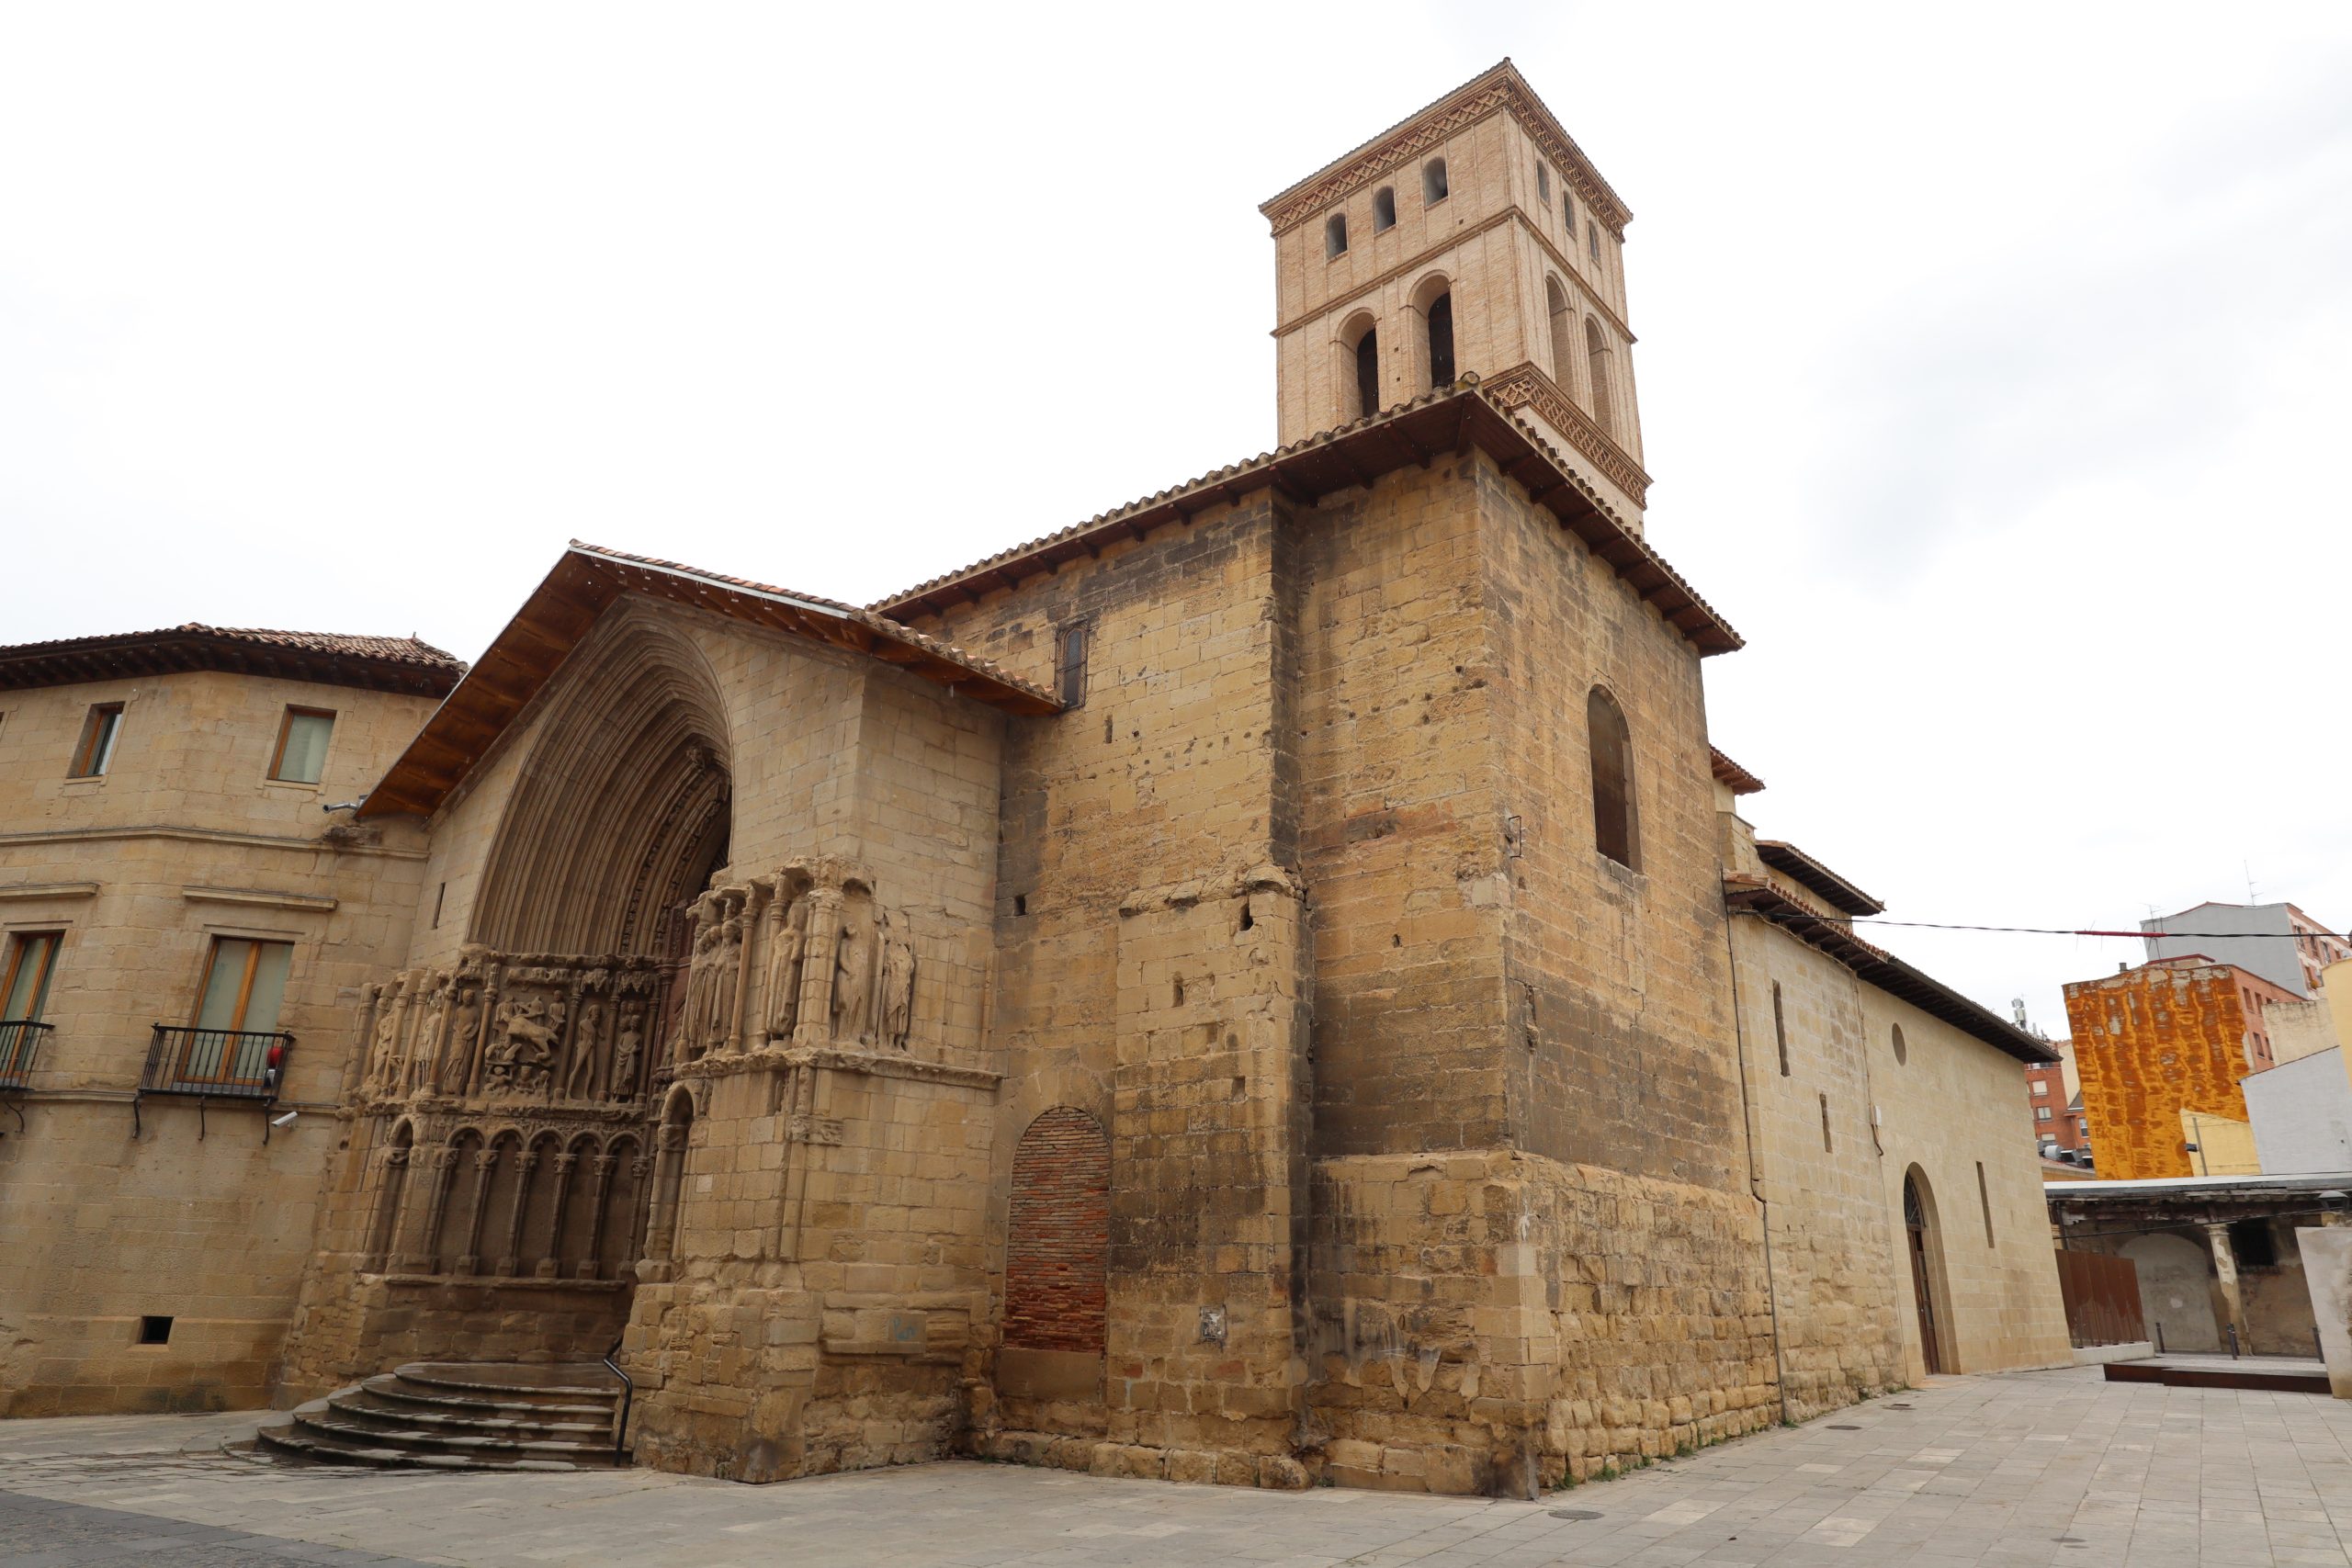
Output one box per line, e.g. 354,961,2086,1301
358,949,663,1111
669,855,920,1073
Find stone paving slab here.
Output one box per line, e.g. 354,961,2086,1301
0,1368,2346,1566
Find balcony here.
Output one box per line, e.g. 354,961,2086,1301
0,1020,51,1091
140,1024,292,1122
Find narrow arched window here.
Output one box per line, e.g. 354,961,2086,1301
1587,685,1637,869
1425,293,1454,389
1564,199,1576,243
1585,316,1614,437
1423,157,1449,206
1325,213,1349,259
1536,163,1552,204
1589,222,1601,263
1372,186,1396,231
1772,983,1790,1076
1545,277,1575,392
1353,326,1380,419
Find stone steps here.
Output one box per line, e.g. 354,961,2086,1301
257,1361,628,1472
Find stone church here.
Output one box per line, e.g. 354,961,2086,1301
0,62,2069,1494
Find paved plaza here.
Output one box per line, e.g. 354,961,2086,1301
1,1367,2347,1567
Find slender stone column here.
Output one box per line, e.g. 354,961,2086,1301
363,1146,410,1270
466,963,505,1097
576,1155,618,1279
794,891,843,1045
624,1155,654,1266
495,1151,539,1277
456,1146,500,1275
725,887,762,1055
536,1152,580,1279
2206,1223,2247,1345
395,1147,458,1274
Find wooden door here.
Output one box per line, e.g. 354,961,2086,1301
1905,1176,1943,1374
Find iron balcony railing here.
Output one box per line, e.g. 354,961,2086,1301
0,1020,52,1091
141,1025,292,1101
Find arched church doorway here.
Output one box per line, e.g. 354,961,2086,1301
1904,1169,1953,1375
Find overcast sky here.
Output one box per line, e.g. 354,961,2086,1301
5,3,2348,1032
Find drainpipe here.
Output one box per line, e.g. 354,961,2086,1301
1724,908,1793,1426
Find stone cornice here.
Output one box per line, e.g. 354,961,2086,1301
1480,362,1652,509
1260,62,1632,240
0,824,426,861
183,885,339,914
0,881,98,902
675,1043,1001,1092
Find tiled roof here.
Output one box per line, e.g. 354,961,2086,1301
570,543,1057,709
1710,747,1766,795
0,622,464,697
358,543,1058,820
873,380,1742,659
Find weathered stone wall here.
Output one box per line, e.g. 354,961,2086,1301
624,1055,997,1481
0,670,435,1416
1725,915,1907,1415
913,490,1317,1484
1308,1150,1777,1492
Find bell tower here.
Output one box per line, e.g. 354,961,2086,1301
1259,61,1655,529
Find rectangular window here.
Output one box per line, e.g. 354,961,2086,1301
269,706,335,784
2035,1106,2052,1121
2031,1079,2049,1095
2,931,60,1022
1975,1160,1996,1247
194,937,294,1035
1,931,61,1083
1818,1093,1832,1152
1055,622,1090,710
70,703,124,777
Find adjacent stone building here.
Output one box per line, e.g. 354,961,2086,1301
0,625,460,1415
1,62,2070,1491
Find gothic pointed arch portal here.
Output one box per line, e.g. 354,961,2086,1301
473,603,735,959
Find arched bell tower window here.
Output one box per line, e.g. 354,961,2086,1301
1422,157,1449,206
1587,685,1638,869
1325,213,1349,258
1372,186,1396,231
1585,316,1614,438
1425,294,1454,389
1545,276,1575,394
1342,314,1381,420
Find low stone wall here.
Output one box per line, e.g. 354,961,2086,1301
277,1264,630,1401
1307,1150,1781,1494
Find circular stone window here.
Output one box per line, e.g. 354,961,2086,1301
1891,1022,1907,1065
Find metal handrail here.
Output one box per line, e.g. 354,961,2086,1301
601,1335,633,1461
141,1024,292,1100
0,1020,54,1092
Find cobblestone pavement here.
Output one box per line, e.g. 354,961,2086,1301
2,1368,2348,1567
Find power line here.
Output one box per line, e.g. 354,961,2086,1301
1738,910,2350,944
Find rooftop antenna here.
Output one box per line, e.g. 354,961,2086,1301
2245,860,2258,905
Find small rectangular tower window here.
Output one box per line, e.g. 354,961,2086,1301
70,703,123,777
269,706,336,784
137,1315,173,1345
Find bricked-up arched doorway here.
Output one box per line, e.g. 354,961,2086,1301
999,1107,1109,1404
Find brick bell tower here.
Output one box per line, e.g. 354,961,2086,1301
1259,60,1655,530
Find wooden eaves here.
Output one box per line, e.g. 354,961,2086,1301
1724,878,2052,1065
